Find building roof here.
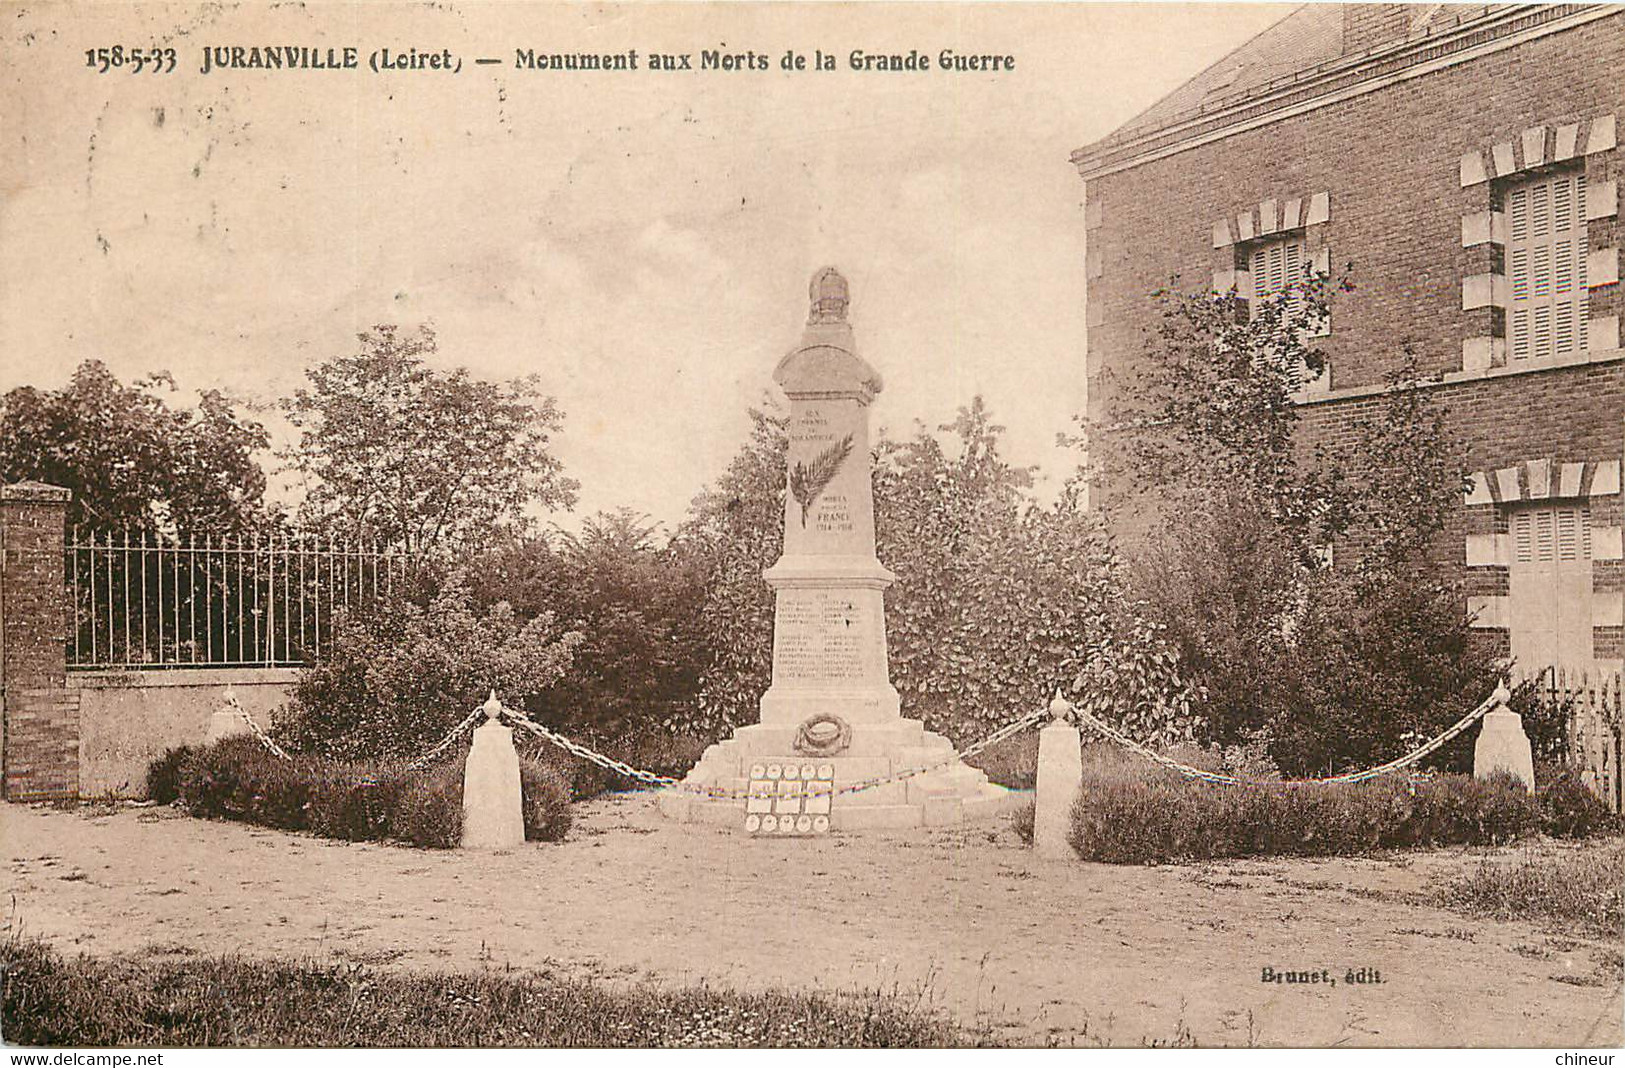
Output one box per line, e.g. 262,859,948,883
1116,4,1347,141
1070,2,1562,180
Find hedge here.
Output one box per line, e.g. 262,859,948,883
150,736,571,848
1005,744,1622,862
1059,767,1619,864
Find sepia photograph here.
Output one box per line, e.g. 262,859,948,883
0,0,1621,1055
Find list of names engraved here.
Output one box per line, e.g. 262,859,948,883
773,591,873,683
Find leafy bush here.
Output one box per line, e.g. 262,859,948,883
1536,767,1623,839
304,763,399,843
1392,772,1540,848
384,762,464,848
518,758,572,841
156,736,571,848
1010,799,1035,844
145,745,194,804
278,574,583,763
1270,565,1500,777
1065,768,1555,865
468,511,713,743
176,736,311,829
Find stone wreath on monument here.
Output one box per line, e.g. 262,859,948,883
658,268,1018,831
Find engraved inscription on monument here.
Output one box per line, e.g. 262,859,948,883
773,590,874,684
813,492,853,534
793,406,837,448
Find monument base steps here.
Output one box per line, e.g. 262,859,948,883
657,784,1018,830
660,717,1023,831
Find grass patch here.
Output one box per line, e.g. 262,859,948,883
0,938,966,1048
1430,840,1625,939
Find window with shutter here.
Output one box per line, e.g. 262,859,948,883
1248,236,1307,311
1507,170,1588,363
1506,501,1595,670
1511,504,1593,562
1244,234,1318,388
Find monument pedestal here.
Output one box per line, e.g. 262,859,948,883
660,268,1018,832
657,718,1016,830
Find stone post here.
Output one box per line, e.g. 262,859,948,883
462,692,525,849
1,482,77,801
1034,693,1082,859
204,684,251,745
1473,681,1534,793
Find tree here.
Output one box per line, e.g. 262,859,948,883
673,401,788,735
0,360,269,532
877,399,1193,743
1087,274,1500,774
282,324,577,556
468,509,712,741
873,398,1037,727
1090,272,1350,569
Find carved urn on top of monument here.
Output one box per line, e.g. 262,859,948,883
659,268,1014,831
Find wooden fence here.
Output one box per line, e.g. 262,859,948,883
1540,665,1623,812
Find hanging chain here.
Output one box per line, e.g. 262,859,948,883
505,704,1051,800
833,706,1052,796
221,683,1498,796
1070,689,1501,788
401,705,487,772
226,693,292,761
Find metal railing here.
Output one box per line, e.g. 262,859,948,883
66,530,410,669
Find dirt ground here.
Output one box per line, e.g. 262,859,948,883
4,794,1621,1048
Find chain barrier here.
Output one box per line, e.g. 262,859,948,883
503,704,1053,800
225,693,293,761
833,706,1052,796
223,682,1499,797
1070,688,1502,788
221,694,481,772
502,709,693,790
402,706,486,772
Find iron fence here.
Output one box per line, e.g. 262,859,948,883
66,530,410,669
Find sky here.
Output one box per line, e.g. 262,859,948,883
1,1,1292,532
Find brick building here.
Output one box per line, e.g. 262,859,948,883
1073,3,1623,676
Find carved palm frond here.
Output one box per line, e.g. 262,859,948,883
789,434,854,528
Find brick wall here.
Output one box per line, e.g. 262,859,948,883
1,482,77,801
1085,14,1622,417
1300,358,1624,567
1079,10,1624,666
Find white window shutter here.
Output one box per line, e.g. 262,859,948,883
1513,510,1533,562
1506,170,1589,361
1514,504,1594,564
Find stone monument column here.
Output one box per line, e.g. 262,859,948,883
759,267,900,729
661,268,1014,831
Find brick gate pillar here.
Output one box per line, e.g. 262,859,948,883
1,482,77,801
